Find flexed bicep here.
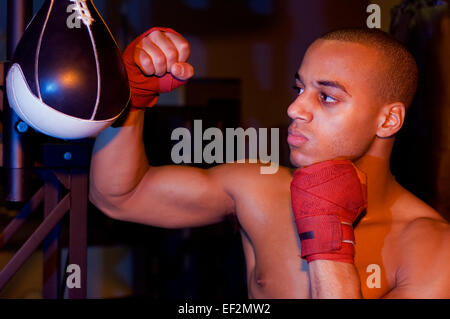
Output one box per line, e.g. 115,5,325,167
97,165,235,228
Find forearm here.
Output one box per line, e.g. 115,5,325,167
89,108,150,200
290,160,367,298
309,260,362,298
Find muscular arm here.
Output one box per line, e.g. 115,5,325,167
89,108,235,228
290,160,367,298
309,260,362,298
90,28,235,228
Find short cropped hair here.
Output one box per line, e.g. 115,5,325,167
320,28,418,109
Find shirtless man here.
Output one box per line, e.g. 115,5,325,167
89,27,450,298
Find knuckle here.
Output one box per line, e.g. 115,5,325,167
140,57,151,69
153,56,166,67
148,30,161,41
166,49,178,62
180,42,190,53
141,36,153,48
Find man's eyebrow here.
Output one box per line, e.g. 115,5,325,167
294,73,304,85
317,80,351,96
295,74,351,97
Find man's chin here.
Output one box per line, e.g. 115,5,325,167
290,151,361,168
289,150,338,168
289,153,313,168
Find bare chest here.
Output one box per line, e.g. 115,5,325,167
354,223,403,298
237,199,310,298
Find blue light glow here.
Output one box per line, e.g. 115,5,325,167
43,82,58,94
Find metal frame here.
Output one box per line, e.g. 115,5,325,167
0,0,88,299
0,168,88,299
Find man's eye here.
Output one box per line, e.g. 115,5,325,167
293,86,304,95
321,93,337,104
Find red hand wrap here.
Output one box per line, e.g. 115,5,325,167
122,27,187,108
290,160,367,264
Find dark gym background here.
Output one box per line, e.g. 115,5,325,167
0,0,448,298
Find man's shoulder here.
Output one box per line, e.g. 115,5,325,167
384,214,450,297
394,184,446,222
390,184,448,254
395,188,449,263
211,162,293,184
401,216,449,247
210,162,293,199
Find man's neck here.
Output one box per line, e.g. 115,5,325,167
355,138,398,222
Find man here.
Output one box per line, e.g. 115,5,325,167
89,27,450,298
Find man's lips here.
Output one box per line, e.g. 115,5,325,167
287,129,309,146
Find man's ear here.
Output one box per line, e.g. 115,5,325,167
376,103,406,139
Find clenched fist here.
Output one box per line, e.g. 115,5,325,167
123,27,194,108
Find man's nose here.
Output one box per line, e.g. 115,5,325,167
287,95,313,123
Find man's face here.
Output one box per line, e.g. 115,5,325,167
287,39,384,168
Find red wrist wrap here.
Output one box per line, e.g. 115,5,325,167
290,160,367,264
122,27,187,108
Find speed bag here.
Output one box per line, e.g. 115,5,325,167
6,0,130,140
